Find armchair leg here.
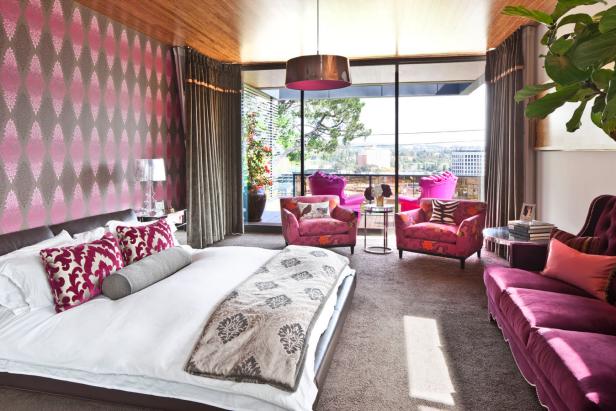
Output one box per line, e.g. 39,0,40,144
460,258,465,269
477,249,482,259
398,249,403,259
350,246,354,255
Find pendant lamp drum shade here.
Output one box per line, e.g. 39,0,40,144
285,54,351,90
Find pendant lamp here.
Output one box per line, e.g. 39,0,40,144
285,0,351,90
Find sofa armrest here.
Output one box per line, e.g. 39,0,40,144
281,208,300,243
457,213,485,239
509,242,548,271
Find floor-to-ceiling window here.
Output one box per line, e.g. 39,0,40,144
241,59,485,226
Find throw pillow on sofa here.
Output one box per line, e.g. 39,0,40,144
430,200,459,225
550,228,605,254
40,232,125,312
542,239,616,303
298,201,330,220
115,218,175,264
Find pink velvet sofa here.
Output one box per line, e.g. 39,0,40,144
399,171,458,211
395,199,486,268
280,195,358,253
308,171,364,211
484,195,616,411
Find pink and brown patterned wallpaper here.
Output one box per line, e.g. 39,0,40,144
0,0,185,234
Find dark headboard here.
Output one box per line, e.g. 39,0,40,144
0,209,137,257
0,226,54,257
49,209,137,235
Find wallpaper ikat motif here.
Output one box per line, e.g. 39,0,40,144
0,0,185,234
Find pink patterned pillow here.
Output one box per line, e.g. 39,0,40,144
40,233,124,313
116,218,174,264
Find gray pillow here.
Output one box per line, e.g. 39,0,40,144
102,247,191,300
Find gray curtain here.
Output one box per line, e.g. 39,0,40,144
171,47,187,137
485,26,537,229
185,48,243,248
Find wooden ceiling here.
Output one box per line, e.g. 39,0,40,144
76,0,557,64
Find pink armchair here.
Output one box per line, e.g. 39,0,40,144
399,171,458,211
396,198,486,269
308,171,364,212
280,195,358,254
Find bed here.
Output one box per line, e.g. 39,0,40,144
0,209,356,410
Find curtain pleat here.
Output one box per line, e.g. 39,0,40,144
185,48,243,248
485,26,536,229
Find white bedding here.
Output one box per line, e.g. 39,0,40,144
0,246,354,411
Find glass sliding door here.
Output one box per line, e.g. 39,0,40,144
240,60,486,227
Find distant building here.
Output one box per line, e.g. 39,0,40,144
357,148,391,168
451,149,484,176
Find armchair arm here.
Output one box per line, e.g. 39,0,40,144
395,209,423,237
331,206,356,223
456,213,486,256
281,209,300,243
509,242,548,271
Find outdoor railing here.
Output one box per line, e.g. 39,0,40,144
274,172,483,201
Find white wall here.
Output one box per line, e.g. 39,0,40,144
537,151,616,232
535,2,616,231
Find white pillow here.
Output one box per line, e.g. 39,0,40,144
73,227,106,243
106,218,180,246
0,231,73,314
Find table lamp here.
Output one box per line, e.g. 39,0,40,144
136,158,166,213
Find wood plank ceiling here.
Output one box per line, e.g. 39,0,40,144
76,0,557,64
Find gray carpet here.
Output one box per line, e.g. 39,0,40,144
0,233,543,411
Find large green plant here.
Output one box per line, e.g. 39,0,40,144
504,0,616,141
244,112,272,191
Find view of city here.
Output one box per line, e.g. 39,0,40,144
242,82,486,223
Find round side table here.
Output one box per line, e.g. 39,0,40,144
363,204,394,254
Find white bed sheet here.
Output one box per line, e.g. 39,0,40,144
0,246,354,411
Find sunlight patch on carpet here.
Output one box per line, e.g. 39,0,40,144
403,316,456,407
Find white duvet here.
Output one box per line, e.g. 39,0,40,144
0,246,354,411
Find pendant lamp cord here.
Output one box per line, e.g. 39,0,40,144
316,0,320,55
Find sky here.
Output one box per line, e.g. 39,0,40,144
354,85,486,147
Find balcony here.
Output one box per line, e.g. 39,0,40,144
251,172,483,226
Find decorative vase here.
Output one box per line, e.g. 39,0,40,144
376,196,384,207
247,187,267,222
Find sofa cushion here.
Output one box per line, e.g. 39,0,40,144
528,328,616,411
499,288,616,344
550,228,605,254
483,265,592,306
299,218,349,236
402,222,458,244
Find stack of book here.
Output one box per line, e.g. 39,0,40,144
507,220,554,240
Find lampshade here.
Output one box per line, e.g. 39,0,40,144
285,54,351,91
150,158,166,182
135,158,166,182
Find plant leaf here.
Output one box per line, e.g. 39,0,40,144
502,6,554,25
557,13,594,28
569,30,616,69
603,70,616,121
550,37,575,55
541,29,555,45
591,94,607,127
525,84,580,118
592,68,614,89
598,5,616,33
545,53,589,84
566,100,588,131
569,87,598,101
552,0,604,20
514,83,556,102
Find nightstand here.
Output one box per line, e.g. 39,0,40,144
136,209,187,230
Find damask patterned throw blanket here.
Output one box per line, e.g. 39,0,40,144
185,245,350,391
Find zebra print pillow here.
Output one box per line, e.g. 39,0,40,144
429,200,459,225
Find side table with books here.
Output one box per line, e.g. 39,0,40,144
483,220,555,265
